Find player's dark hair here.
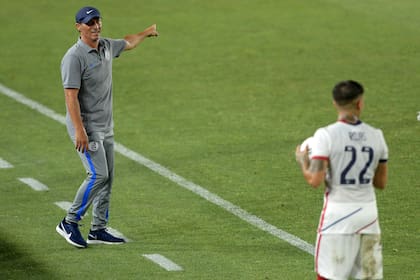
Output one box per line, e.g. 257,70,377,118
332,80,364,106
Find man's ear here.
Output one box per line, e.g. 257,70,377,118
356,97,364,111
356,99,361,110
76,23,81,32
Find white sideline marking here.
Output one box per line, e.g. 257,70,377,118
54,201,73,212
54,200,89,217
0,83,66,125
107,227,132,242
115,144,314,255
18,177,49,191
143,254,183,271
0,82,315,255
0,158,13,169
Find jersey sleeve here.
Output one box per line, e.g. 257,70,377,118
61,54,82,89
109,39,127,58
377,129,389,162
311,128,330,160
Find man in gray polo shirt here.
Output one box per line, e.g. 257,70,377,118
56,6,158,248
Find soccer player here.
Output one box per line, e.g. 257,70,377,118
295,80,388,279
56,6,158,248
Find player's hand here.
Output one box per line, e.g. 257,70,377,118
145,24,159,37
75,127,89,153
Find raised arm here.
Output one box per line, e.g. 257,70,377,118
295,145,328,188
65,88,89,153
124,24,158,51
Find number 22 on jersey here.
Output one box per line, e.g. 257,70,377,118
340,145,374,185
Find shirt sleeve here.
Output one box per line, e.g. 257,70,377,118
61,54,82,89
109,39,127,58
311,128,330,160
377,129,389,162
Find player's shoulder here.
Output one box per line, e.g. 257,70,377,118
359,121,385,136
99,37,125,50
63,40,88,60
311,125,333,144
313,121,356,141
315,122,338,135
63,42,78,57
100,37,122,45
61,46,85,68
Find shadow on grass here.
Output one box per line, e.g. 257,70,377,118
0,232,57,279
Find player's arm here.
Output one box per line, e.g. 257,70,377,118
373,162,387,189
295,145,328,188
124,24,158,51
64,88,89,153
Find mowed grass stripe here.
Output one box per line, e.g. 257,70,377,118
0,82,314,255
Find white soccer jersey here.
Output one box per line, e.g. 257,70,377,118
310,120,388,234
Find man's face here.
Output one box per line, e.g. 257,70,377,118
77,17,102,43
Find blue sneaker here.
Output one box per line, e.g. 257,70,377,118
56,218,87,248
87,228,126,245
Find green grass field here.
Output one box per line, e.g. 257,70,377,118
1,0,419,279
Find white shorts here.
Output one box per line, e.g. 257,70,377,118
315,234,383,280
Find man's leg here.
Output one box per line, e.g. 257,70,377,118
352,234,383,279
91,135,114,230
66,140,109,223
87,135,125,245
57,140,109,248
316,234,360,279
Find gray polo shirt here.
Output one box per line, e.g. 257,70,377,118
61,38,126,137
